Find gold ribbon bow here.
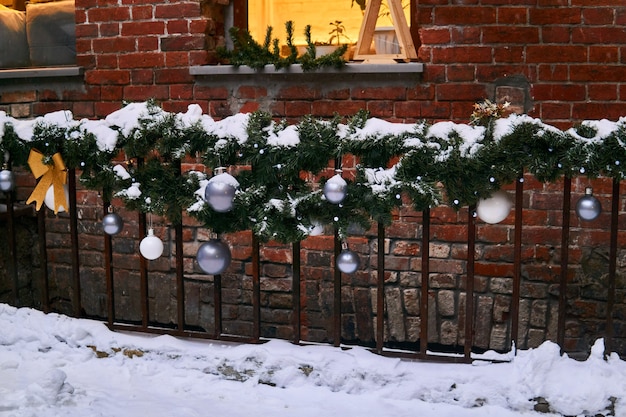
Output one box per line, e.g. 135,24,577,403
26,149,68,214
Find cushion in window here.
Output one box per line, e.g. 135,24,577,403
26,0,75,66
0,5,30,68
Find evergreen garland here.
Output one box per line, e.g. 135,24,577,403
2,102,626,244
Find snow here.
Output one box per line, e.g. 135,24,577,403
0,304,623,417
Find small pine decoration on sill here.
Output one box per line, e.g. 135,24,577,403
217,21,347,72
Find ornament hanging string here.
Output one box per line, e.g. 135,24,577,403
25,149,68,214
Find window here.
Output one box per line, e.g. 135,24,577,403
0,0,76,69
245,0,412,53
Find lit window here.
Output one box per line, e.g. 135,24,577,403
0,0,76,69
246,0,410,52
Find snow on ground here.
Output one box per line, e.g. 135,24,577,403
0,304,624,417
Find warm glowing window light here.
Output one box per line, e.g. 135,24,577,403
247,0,408,47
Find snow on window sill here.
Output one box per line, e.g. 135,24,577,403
189,62,424,76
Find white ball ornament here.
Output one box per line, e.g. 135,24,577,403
323,174,347,204
576,187,601,221
476,190,513,224
204,171,239,213
140,228,163,260
0,169,14,192
102,212,124,235
44,184,70,213
336,248,360,274
197,239,232,275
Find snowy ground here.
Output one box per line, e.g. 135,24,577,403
0,304,624,417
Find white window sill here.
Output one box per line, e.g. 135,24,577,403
0,66,83,80
190,63,424,76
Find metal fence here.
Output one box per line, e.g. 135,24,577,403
1,170,623,361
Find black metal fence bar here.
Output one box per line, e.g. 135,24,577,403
6,178,18,306
333,228,341,347
68,168,81,317
464,205,476,362
606,178,619,357
292,241,301,343
103,200,115,328
420,209,430,358
37,208,49,312
252,235,261,341
376,222,385,353
558,177,572,352
213,272,222,338
511,175,524,351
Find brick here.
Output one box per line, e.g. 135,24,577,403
161,35,205,51
497,7,528,24
526,45,587,63
393,101,421,119
451,27,481,44
582,8,615,25
131,5,153,20
435,6,496,25
493,46,524,63
311,100,366,118
167,19,190,34
537,64,569,82
419,101,451,119
436,83,489,101
193,86,230,100
447,65,475,82
85,69,131,85
529,8,581,25
588,46,619,63
432,46,492,64
284,101,312,117
75,23,98,37
165,51,190,67
155,68,193,84
351,87,406,100
155,2,200,18
131,69,153,84
100,86,124,101
587,84,618,101
483,26,539,44
100,22,121,37
137,36,159,51
0,90,37,104
367,101,394,118
539,103,571,121
93,37,135,53
118,52,165,69
419,27,450,44
569,65,626,82
122,21,166,36
123,85,169,101
572,102,626,122
277,86,320,100
532,84,586,101
540,26,571,43
572,27,626,44
88,6,131,22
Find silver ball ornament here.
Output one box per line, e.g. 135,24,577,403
336,249,360,274
323,174,347,204
102,212,124,235
204,172,238,213
197,239,232,275
0,169,14,192
576,188,601,221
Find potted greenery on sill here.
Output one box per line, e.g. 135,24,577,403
217,21,348,72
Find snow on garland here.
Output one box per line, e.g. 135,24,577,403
1,100,626,243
